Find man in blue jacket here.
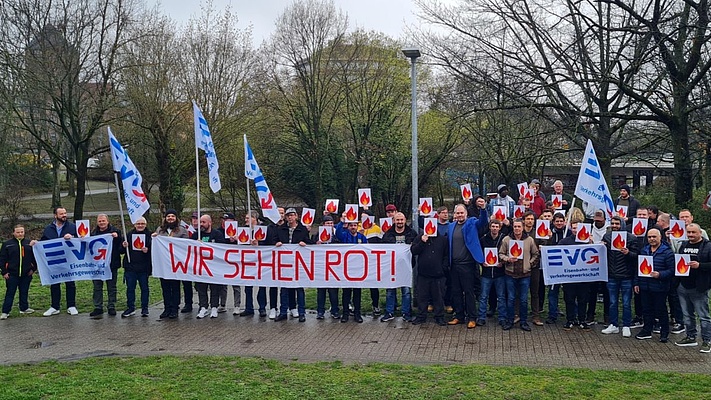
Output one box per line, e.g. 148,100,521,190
40,207,78,317
634,228,675,342
447,203,488,329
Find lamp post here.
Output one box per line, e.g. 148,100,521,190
402,47,421,232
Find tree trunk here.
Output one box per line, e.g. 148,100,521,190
73,147,89,219
669,118,693,206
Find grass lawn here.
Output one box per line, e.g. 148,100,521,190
0,356,708,399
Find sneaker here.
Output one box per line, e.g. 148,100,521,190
635,331,652,340
601,324,619,335
217,306,227,313
354,313,363,323
671,323,686,334
141,308,149,317
579,322,591,331
380,313,395,322
0,313,8,320
631,317,644,328
652,324,661,334
675,336,698,347
259,309,267,318
239,310,254,317
233,309,240,316
268,308,277,320
402,314,412,322
585,319,596,326
331,312,340,320
290,309,299,318
67,307,79,315
476,319,487,326
121,309,135,318
210,307,218,318
545,316,557,324
502,321,513,330
298,314,306,322
563,321,574,331
700,342,711,353
180,307,193,314
316,313,325,320
622,327,631,337
372,307,382,316
89,308,104,319
19,308,34,314
520,322,531,331
108,308,116,316
196,307,209,319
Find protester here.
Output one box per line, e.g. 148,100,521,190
601,216,637,337
40,207,78,316
335,220,368,323
274,208,312,322
478,220,506,326
499,219,539,331
314,215,340,320
0,225,36,319
675,223,711,352
89,214,123,319
121,217,151,317
153,209,190,319
634,228,674,342
410,229,449,326
381,212,417,322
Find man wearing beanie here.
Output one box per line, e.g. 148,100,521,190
153,209,190,319
614,184,640,225
488,184,516,219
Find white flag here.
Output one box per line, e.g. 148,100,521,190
108,128,150,223
244,135,280,224
574,139,614,219
193,101,221,193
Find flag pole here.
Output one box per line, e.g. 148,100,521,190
564,198,576,237
245,135,253,237
113,171,131,263
195,140,201,242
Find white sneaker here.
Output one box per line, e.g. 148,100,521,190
233,308,240,316
0,313,8,320
291,308,299,318
269,308,277,319
622,327,632,337
43,307,60,316
196,307,209,319
19,308,34,314
67,307,79,315
210,307,218,318
601,324,619,334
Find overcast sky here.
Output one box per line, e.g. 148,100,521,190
146,0,447,46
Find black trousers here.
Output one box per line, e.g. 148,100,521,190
563,282,590,323
161,278,181,313
451,262,479,320
416,276,445,319
182,280,193,309
342,288,361,315
50,282,76,310
641,289,669,336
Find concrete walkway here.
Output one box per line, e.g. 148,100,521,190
1,307,708,371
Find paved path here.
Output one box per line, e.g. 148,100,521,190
1,307,708,371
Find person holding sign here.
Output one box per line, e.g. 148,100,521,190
559,222,594,331
335,220,368,323
410,226,449,326
89,214,123,319
601,216,638,337
675,223,711,352
614,184,641,226
274,208,313,323
314,215,341,320
499,219,539,331
153,209,190,319
40,207,78,317
634,228,675,342
121,217,151,318
191,215,225,320
477,220,506,327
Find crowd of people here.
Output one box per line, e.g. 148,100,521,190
1,180,709,353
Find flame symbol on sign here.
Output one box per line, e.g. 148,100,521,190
425,221,436,235
494,209,506,221
226,224,237,237
420,200,432,215
326,201,337,213
514,207,523,219
510,242,522,258
133,236,144,249
577,226,590,241
359,191,370,206
362,217,373,230
633,221,646,236
552,197,561,209
486,250,497,266
320,228,331,242
677,258,689,274
302,210,313,225
462,186,472,200
612,234,625,249
78,223,88,237
536,223,549,237
381,220,391,232
346,207,357,221
640,259,652,275
670,223,685,238
254,228,266,241
524,191,533,201
238,229,250,243
617,207,626,218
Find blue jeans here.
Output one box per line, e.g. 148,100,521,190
678,285,711,342
244,286,267,313
2,274,32,314
506,275,530,324
385,287,411,316
548,284,560,320
279,288,305,316
317,288,339,315
125,271,149,310
607,278,632,327
479,276,506,322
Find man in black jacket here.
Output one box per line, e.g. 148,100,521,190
411,231,448,326
0,225,37,319
381,212,417,322
601,216,638,337
675,223,711,352
121,217,152,317
89,214,124,319
192,214,225,319
274,208,312,322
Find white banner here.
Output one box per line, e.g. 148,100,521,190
151,236,412,288
33,234,114,285
541,244,608,285
574,139,615,219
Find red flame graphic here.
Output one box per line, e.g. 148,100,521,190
362,217,373,230
78,223,88,237
519,184,526,196
510,242,522,258
633,221,646,236
617,207,626,218
462,186,472,200
612,234,626,249
254,228,266,241
320,228,331,242
381,220,391,232
425,221,436,235
514,207,524,219
577,226,590,241
494,209,506,221
238,229,250,243
670,223,685,238
326,201,337,213
486,250,497,266
346,207,358,221
421,200,432,215
677,258,689,274
552,197,562,209
133,236,144,249
359,191,371,206
524,191,533,201
640,259,652,275
226,224,237,237
536,223,549,237
302,210,313,225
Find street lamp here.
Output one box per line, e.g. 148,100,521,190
402,47,421,232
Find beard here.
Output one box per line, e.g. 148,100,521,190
163,219,179,230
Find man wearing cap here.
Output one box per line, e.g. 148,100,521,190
551,180,573,212
192,214,225,319
675,223,711,352
585,210,610,326
274,208,312,322
614,184,640,225
153,209,190,319
385,204,398,219
216,212,242,315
